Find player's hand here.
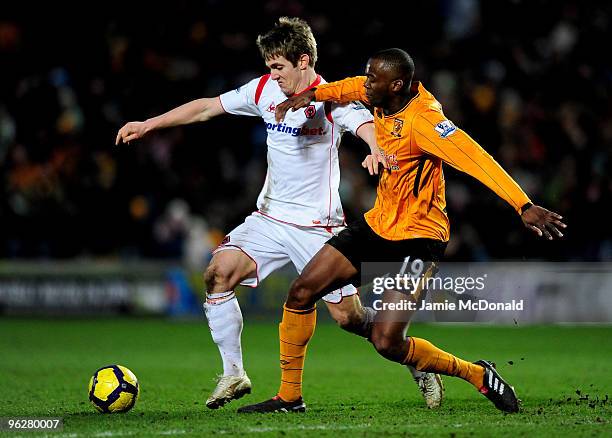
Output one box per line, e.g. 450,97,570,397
362,148,388,175
521,204,567,240
275,89,316,123
115,121,150,145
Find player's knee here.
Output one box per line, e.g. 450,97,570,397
204,262,235,291
286,277,316,310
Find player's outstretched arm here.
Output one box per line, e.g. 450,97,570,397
115,97,225,145
413,113,567,239
275,90,316,123
520,204,566,240
275,77,368,123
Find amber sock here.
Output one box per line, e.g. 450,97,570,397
277,304,317,402
403,337,485,389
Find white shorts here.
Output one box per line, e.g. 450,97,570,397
213,212,358,303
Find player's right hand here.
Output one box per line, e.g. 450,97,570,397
275,89,316,122
115,121,149,145
362,148,388,175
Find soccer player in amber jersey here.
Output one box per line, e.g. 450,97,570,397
239,48,566,414
117,23,444,410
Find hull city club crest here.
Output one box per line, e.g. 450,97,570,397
391,118,404,137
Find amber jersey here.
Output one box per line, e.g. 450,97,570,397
314,77,531,241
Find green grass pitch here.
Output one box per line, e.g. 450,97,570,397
1,319,610,437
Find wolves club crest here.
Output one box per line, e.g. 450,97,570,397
391,118,404,137
304,105,316,119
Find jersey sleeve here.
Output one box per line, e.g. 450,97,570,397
314,76,368,104
219,77,262,117
330,101,374,135
413,110,531,214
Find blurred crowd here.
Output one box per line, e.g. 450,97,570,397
1,0,610,264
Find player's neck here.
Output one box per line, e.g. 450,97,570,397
294,68,318,95
384,89,417,115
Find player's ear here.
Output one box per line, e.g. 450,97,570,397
298,54,309,70
390,79,404,92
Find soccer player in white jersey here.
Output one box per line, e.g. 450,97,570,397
116,17,443,410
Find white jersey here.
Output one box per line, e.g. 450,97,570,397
219,74,373,227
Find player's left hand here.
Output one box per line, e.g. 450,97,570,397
521,204,566,240
275,89,316,122
362,148,388,175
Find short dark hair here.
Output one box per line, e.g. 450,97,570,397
370,48,415,81
256,17,317,67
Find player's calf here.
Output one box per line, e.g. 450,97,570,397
370,328,409,362
326,299,374,338
333,312,365,335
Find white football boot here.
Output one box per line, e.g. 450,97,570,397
415,373,444,409
206,373,252,409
